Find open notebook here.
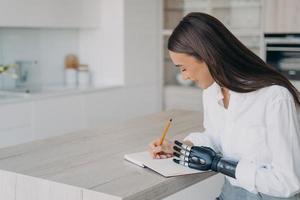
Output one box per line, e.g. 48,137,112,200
124,151,205,177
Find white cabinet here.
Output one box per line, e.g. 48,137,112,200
0,102,33,148
16,173,83,200
0,0,100,28
264,0,300,33
164,86,203,111
82,189,121,200
163,173,224,200
0,170,16,200
32,94,86,140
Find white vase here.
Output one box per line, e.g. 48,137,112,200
64,68,77,87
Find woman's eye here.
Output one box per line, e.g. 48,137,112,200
181,69,186,72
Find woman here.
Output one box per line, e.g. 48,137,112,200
149,12,300,199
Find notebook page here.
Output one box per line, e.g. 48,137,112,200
124,151,205,177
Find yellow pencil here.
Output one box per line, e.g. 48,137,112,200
159,118,172,146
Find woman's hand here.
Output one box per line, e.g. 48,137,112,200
148,138,174,159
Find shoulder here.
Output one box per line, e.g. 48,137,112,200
260,85,294,101
257,85,295,103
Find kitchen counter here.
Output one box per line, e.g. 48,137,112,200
0,110,217,200
0,83,123,105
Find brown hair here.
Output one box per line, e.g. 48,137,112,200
168,12,300,106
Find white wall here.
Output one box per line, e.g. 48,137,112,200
0,28,79,88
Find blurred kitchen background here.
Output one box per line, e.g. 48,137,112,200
0,0,300,148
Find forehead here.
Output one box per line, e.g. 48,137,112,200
169,51,198,65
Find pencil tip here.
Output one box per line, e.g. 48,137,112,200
169,118,173,122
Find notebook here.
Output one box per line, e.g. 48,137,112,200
124,151,205,177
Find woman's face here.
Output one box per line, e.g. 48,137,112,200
169,51,214,89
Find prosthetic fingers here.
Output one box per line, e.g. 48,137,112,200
172,140,238,178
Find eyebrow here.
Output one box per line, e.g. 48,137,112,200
174,64,183,67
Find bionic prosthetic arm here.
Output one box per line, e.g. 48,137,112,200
173,140,238,178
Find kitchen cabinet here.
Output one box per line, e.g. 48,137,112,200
0,170,15,200
0,94,85,148
0,0,100,28
264,0,300,33
32,94,86,140
0,102,33,148
164,85,203,111
16,174,82,200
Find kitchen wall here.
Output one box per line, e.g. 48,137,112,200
0,0,163,148
0,28,80,89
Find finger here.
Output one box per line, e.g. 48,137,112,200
173,152,181,158
151,151,159,159
149,142,156,149
173,152,189,162
174,140,192,151
173,146,190,157
148,148,155,158
159,154,167,159
166,154,172,158
149,138,160,148
155,154,160,159
148,147,158,158
173,142,191,153
152,146,162,154
173,158,189,167
173,145,182,152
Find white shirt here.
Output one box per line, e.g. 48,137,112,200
184,82,300,198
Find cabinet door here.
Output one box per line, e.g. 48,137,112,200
163,174,224,200
264,0,300,33
16,174,82,200
0,102,33,148
0,0,100,28
16,174,50,200
83,189,121,200
0,170,16,200
32,94,86,140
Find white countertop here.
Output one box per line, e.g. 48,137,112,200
0,84,123,104
0,110,216,200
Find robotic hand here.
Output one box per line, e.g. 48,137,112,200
173,140,238,178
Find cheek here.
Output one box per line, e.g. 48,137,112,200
194,67,214,84
194,66,209,79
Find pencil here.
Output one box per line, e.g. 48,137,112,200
159,118,173,146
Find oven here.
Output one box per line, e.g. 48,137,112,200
265,33,300,80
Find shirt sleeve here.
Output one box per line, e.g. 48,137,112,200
183,97,221,152
235,98,300,197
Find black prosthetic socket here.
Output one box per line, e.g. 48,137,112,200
211,155,237,178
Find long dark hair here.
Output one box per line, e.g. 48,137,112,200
168,12,300,106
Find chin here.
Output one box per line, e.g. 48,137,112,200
196,81,204,89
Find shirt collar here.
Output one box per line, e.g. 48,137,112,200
203,82,227,106
203,81,246,108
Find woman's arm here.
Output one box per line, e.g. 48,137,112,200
235,98,300,197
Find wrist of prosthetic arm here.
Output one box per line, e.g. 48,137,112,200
173,140,238,179
211,154,238,178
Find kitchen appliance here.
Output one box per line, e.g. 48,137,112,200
265,33,300,80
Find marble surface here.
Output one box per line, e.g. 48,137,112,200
0,110,216,200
